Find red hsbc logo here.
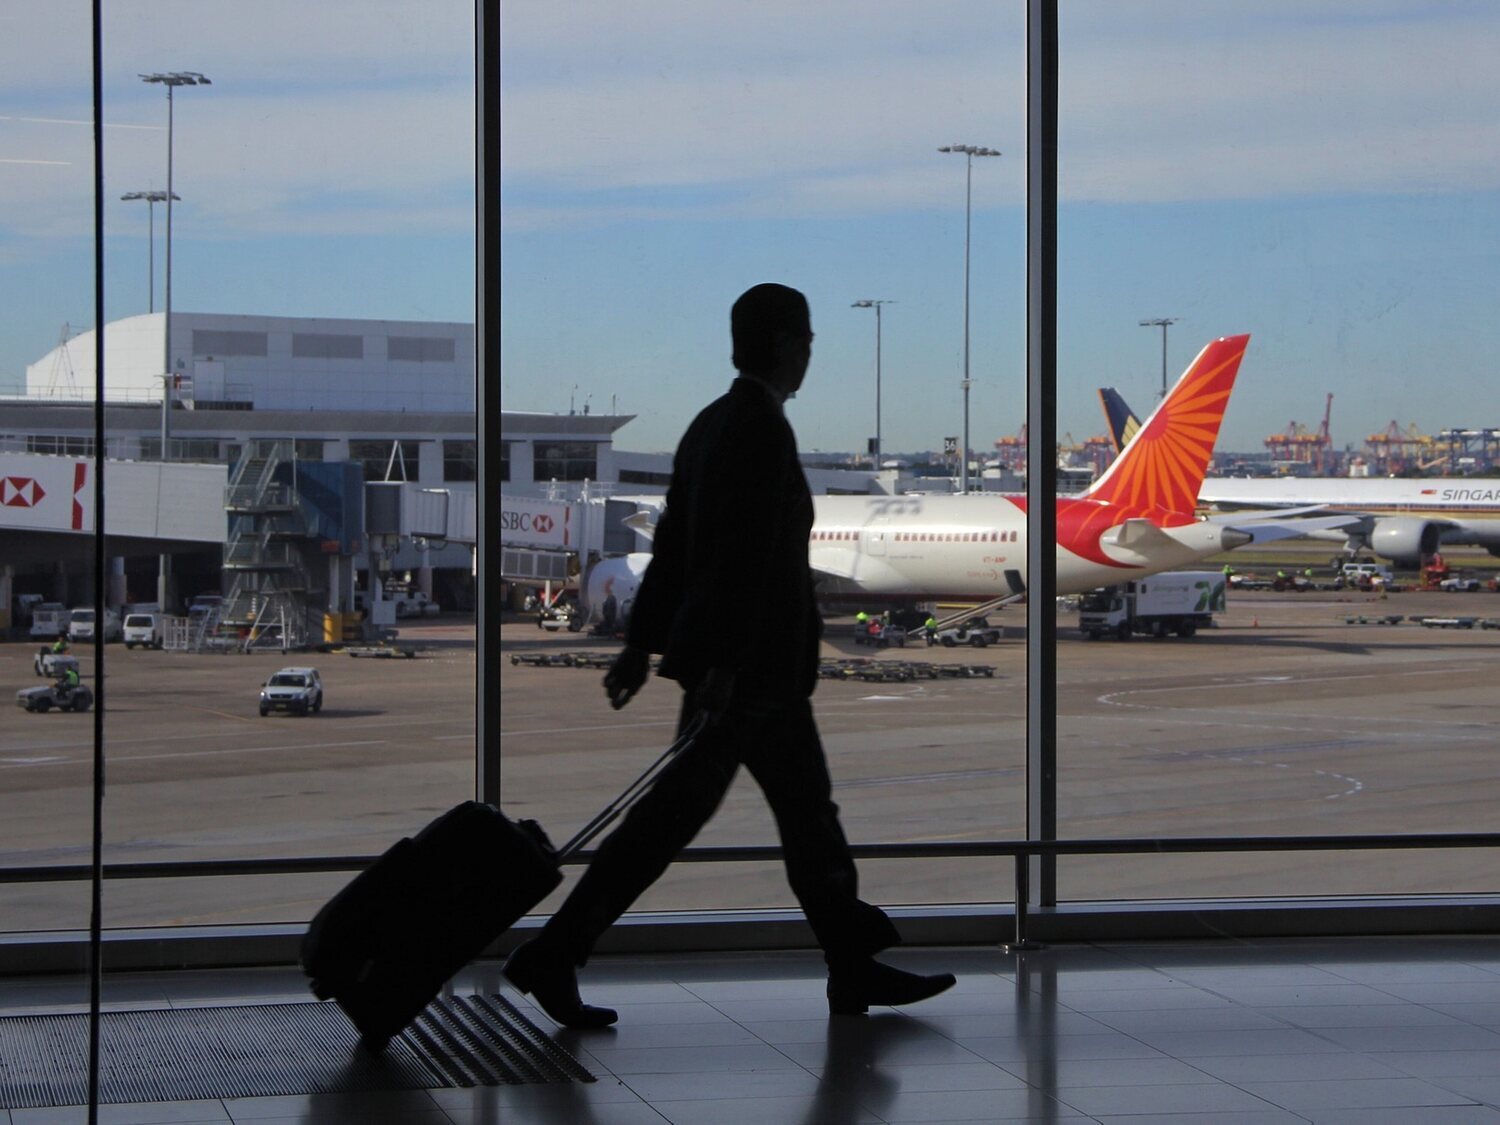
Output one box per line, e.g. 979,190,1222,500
532,514,554,534
1,477,46,508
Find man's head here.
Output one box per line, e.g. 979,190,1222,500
731,283,813,397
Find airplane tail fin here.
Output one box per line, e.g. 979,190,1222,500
1082,335,1249,516
1098,386,1143,455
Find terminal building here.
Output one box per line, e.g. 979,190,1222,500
1,312,477,635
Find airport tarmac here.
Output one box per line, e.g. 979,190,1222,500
502,587,1500,918
3,586,1500,933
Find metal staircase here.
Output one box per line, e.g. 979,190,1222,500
219,441,316,651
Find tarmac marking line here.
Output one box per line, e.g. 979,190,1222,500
0,739,388,769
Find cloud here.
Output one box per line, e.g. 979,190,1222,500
500,4,1500,223
0,3,474,244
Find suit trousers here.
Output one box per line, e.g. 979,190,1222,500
539,691,900,967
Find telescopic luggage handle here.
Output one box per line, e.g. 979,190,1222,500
557,711,709,860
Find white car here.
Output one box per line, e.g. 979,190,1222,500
259,667,324,716
123,612,164,649
1439,576,1482,592
68,607,122,643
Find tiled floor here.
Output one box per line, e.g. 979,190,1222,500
3,936,1500,1122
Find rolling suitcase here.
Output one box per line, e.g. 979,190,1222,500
301,716,703,1049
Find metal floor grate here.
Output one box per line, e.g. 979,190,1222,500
0,993,592,1109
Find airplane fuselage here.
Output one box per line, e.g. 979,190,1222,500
1200,477,1500,518
809,493,1241,602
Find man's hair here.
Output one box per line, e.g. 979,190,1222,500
731,283,810,373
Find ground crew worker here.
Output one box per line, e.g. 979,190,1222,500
51,636,68,655
924,615,938,645
854,610,869,640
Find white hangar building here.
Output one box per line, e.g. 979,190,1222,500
27,311,473,413
4,312,477,626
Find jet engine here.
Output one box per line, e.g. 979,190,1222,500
1368,517,1444,569
582,553,651,626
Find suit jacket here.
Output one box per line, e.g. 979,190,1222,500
627,377,822,700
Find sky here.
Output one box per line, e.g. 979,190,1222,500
0,2,474,390
5,3,1500,460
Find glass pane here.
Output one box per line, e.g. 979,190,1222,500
1056,1,1500,899
0,2,96,952
500,5,1025,916
1,2,476,934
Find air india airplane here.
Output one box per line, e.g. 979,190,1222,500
586,335,1352,615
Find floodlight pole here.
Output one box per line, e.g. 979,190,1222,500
1139,317,1178,400
141,71,210,609
119,191,178,313
939,144,1000,492
851,299,893,471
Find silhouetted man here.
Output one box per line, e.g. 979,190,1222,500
503,283,955,1028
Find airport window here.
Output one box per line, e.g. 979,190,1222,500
291,333,363,360
0,2,480,942
443,439,477,481
191,329,268,357
619,468,672,486
532,441,597,482
177,439,220,462
19,0,1495,967
349,439,422,481
388,335,457,362
23,2,1488,960
26,434,93,456
499,440,510,482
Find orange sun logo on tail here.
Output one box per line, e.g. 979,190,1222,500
1083,334,1248,518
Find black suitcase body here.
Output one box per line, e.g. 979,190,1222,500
301,718,703,1048
301,801,561,1048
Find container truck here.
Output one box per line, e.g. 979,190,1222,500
1078,570,1226,641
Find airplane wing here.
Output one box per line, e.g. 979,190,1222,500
1216,513,1367,545
1200,504,1333,521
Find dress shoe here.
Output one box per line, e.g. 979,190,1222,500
826,958,957,1015
502,940,618,1029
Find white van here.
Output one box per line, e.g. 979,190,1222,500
29,603,69,639
69,607,122,643
123,612,164,649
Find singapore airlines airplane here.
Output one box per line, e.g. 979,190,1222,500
1099,386,1500,568
588,335,1353,615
